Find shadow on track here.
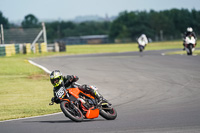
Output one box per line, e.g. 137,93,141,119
25,118,106,123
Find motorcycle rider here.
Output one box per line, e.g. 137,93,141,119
50,70,103,104
183,27,197,50
137,34,148,50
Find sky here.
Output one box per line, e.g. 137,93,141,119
1,0,200,23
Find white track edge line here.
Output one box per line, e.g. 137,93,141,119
28,60,51,74
0,112,62,123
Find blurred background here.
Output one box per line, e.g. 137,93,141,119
0,0,200,50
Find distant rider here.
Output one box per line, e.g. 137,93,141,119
183,27,197,50
137,34,148,48
50,70,103,104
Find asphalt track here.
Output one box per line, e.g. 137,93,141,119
1,50,200,133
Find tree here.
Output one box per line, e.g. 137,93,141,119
109,11,153,41
0,11,9,28
109,9,200,41
21,14,39,28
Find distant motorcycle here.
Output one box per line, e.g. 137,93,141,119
136,35,148,52
49,83,117,122
184,35,196,55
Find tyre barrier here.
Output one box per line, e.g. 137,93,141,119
0,43,47,57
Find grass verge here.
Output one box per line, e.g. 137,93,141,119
0,58,60,121
66,41,186,54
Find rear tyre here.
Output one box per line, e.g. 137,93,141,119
60,101,83,122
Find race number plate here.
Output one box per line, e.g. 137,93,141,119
56,87,65,98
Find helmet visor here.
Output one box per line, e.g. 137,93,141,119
53,78,59,84
51,78,60,86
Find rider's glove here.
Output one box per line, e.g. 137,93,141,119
51,97,61,104
68,75,74,82
51,97,55,102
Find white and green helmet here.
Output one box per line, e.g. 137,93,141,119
50,70,63,87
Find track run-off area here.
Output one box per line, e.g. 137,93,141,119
1,50,200,133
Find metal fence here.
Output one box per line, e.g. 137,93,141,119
3,28,44,44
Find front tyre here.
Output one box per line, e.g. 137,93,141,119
60,101,83,122
189,45,193,55
100,104,117,120
187,44,193,55
139,45,144,52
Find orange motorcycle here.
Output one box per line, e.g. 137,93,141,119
49,83,117,122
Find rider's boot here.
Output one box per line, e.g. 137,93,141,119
79,84,104,105
88,86,104,104
94,90,103,103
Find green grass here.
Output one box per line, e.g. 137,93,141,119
0,57,60,121
66,41,184,54
0,40,199,121
66,40,200,54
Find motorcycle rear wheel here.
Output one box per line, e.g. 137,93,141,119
60,101,84,122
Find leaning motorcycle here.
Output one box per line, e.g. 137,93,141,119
49,83,117,122
184,35,196,55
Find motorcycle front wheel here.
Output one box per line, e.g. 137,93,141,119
100,103,117,120
189,45,193,55
60,101,83,122
138,45,144,52
187,44,193,55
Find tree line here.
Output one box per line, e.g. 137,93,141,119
0,8,200,43
110,9,200,42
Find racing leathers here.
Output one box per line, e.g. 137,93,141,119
51,75,102,104
183,31,197,49
137,34,148,47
